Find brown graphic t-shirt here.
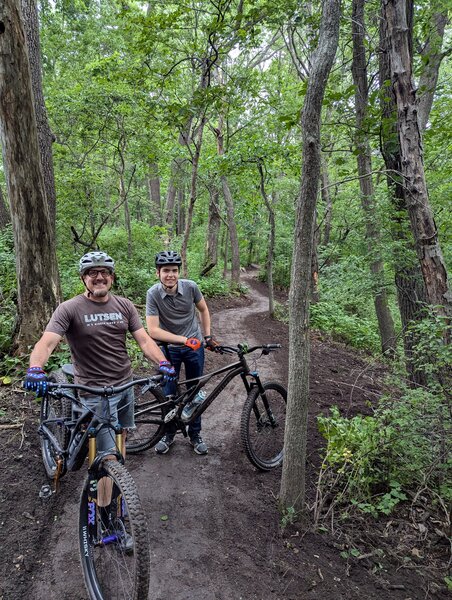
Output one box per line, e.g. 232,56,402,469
45,294,143,387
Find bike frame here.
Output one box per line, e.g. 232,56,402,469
136,344,278,428
40,379,152,477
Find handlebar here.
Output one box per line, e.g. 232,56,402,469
46,374,164,397
215,343,282,356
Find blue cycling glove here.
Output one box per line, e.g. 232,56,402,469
158,360,176,381
23,366,48,397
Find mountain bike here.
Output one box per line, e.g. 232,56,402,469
126,343,287,471
39,374,156,600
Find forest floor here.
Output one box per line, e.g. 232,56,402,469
0,268,450,599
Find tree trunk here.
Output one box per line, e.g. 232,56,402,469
280,0,341,516
20,0,57,231
147,162,162,226
213,115,240,288
176,186,185,236
180,115,206,277
221,176,240,288
0,0,60,352
379,5,429,385
320,157,332,246
201,186,221,276
311,215,320,303
417,11,448,132
257,162,276,316
165,159,185,239
383,0,451,325
352,0,396,357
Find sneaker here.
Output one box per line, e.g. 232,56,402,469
190,434,208,455
155,434,175,454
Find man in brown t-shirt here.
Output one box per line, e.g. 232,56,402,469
23,251,175,453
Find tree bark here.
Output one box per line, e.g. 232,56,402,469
20,0,57,231
201,186,221,276
320,157,332,246
147,162,162,226
0,0,60,352
417,11,449,132
257,161,275,317
352,0,396,357
379,4,429,385
383,0,451,326
213,114,240,288
280,0,341,517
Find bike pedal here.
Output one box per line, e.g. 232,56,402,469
39,484,55,501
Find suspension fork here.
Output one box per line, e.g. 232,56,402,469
246,372,277,427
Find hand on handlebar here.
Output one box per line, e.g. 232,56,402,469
158,360,177,381
204,335,220,352
23,366,48,397
184,337,202,351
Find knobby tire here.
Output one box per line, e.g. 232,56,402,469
79,460,150,600
40,369,72,479
240,381,287,471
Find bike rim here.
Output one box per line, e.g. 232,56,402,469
247,385,286,469
79,465,148,600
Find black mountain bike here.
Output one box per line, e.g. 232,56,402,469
39,374,156,600
126,343,287,471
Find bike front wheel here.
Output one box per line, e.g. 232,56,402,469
241,381,287,471
79,460,150,600
40,369,72,479
126,385,167,454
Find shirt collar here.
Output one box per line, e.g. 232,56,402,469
158,279,185,298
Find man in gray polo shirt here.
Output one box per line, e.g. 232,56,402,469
146,251,218,455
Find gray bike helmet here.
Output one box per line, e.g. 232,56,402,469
155,251,182,267
79,251,115,274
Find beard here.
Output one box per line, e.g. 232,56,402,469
90,287,109,298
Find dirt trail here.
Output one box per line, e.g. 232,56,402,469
0,270,448,600
27,271,287,600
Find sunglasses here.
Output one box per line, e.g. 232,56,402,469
85,269,113,278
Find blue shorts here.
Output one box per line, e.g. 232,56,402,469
83,387,135,452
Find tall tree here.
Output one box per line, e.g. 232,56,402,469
280,0,341,515
383,0,451,325
352,0,396,357
379,4,429,384
20,0,57,230
0,0,60,352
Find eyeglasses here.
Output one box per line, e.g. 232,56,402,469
85,269,113,278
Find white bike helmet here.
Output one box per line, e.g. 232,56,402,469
79,251,115,274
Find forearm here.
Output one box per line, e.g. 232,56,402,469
29,335,60,368
140,338,167,364
198,310,211,338
146,317,188,345
151,328,187,345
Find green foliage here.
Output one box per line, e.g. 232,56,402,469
0,226,16,357
408,310,452,382
280,505,296,531
317,385,451,517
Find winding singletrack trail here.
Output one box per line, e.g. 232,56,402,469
4,271,443,599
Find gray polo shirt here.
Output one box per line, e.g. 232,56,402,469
146,279,203,339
